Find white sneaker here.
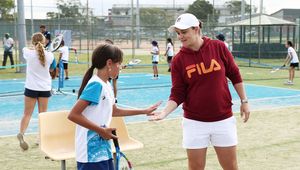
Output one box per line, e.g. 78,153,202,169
284,80,294,85
17,133,29,150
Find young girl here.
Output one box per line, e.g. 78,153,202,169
68,44,161,170
283,41,299,85
164,38,174,72
17,32,55,150
151,40,160,79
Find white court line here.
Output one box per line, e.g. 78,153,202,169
232,94,300,103
245,83,300,92
117,103,138,109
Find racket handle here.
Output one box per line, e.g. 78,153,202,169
112,130,120,148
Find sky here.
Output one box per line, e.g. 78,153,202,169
21,0,300,19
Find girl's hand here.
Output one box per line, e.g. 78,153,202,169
145,101,162,116
98,127,117,140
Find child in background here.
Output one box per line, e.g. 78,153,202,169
151,40,160,79
283,40,299,85
68,43,161,170
164,38,174,72
56,40,77,80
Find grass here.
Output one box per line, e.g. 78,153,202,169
1,51,300,169
1,107,300,170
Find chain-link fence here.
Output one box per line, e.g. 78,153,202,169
0,4,299,70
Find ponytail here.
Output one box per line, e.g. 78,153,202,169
35,42,46,67
77,66,95,98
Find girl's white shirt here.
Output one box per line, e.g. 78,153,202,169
166,42,174,56
288,47,299,63
152,46,159,62
23,47,54,91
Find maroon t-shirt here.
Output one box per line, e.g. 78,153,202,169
169,37,242,122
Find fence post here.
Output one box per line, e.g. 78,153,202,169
17,0,27,73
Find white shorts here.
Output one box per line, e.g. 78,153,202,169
182,116,237,149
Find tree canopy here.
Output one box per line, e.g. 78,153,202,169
0,0,14,20
46,0,88,19
140,8,172,27
226,0,257,21
186,0,218,25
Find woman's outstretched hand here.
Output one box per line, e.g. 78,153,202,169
148,111,168,121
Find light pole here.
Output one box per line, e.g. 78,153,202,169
17,0,27,73
258,0,263,63
136,0,140,48
30,0,34,35
131,0,135,59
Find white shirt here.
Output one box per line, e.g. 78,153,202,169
58,46,69,63
23,47,54,91
75,75,115,163
224,42,229,49
152,46,159,62
3,37,14,52
288,47,299,63
166,42,174,57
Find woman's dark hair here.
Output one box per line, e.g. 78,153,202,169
78,44,123,98
287,41,293,47
167,38,173,46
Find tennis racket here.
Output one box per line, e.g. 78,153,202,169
112,130,133,170
270,65,284,73
128,59,141,65
49,34,63,52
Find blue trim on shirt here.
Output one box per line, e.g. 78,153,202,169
87,130,112,162
80,82,102,105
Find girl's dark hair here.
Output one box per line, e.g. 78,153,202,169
167,38,173,46
78,44,123,98
287,41,293,47
105,39,114,45
60,40,65,46
151,40,159,48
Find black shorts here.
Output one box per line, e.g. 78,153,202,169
56,63,68,69
290,63,299,68
167,56,173,63
24,88,51,98
152,61,158,65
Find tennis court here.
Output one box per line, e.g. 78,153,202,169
1,73,300,136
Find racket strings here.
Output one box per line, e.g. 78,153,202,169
120,157,131,170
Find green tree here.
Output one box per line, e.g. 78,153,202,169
186,0,218,26
226,0,257,21
140,8,169,27
140,8,174,37
46,0,94,25
46,0,92,19
0,0,14,19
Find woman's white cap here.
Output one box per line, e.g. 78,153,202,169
168,13,199,33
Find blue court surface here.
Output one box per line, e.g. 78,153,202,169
1,73,300,136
